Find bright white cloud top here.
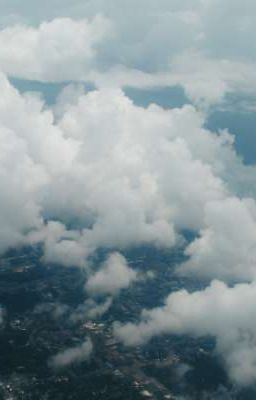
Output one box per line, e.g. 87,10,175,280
0,16,111,82
86,253,138,295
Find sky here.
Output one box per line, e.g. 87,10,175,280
1,0,256,386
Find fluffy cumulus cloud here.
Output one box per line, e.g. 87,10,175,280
49,337,93,369
0,16,111,82
86,253,138,295
69,253,137,323
1,73,256,271
1,1,256,104
21,84,245,265
114,280,256,386
0,74,79,255
179,197,256,282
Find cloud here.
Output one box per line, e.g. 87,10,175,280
71,253,137,321
114,280,256,386
86,253,137,295
25,88,226,265
0,73,79,255
179,197,256,282
0,16,111,82
53,87,227,239
1,1,256,107
49,337,93,368
1,75,256,266
1,3,256,105
71,297,113,322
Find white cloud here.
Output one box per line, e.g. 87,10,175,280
1,2,256,105
0,73,79,255
85,297,113,319
53,87,227,238
179,197,256,282
1,76,256,267
49,337,93,368
114,280,256,385
86,253,137,295
0,16,111,81
2,1,256,108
